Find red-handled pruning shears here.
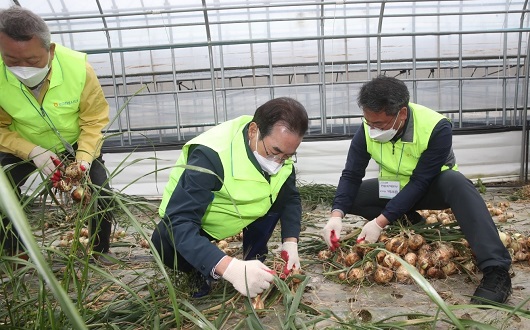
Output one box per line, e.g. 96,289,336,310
280,250,291,279
329,230,340,251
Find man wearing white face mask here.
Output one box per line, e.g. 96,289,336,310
322,75,512,305
151,97,308,298
0,6,115,265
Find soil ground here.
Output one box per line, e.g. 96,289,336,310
8,185,530,329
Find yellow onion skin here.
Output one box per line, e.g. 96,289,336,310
71,186,91,204
404,252,418,267
347,267,365,283
374,266,394,284
395,265,412,284
345,252,361,267
407,234,425,251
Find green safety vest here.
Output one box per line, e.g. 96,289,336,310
365,103,456,188
0,44,86,153
159,115,294,239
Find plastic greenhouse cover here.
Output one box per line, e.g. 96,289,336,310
1,0,527,74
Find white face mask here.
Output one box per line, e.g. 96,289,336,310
7,54,50,88
252,129,282,175
368,113,402,143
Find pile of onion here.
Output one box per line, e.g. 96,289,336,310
325,233,470,285
321,220,530,285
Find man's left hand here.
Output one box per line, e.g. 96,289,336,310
281,241,300,274
78,160,91,173
358,218,384,243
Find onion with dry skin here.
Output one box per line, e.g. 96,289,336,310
347,267,365,282
363,261,374,274
376,250,387,264
252,295,264,310
217,240,229,249
442,261,458,276
426,267,446,279
338,272,347,281
395,265,412,284
416,252,432,270
430,245,452,267
407,234,425,251
498,231,512,247
514,251,528,261
318,250,332,260
373,266,394,284
71,186,91,204
404,252,418,267
385,236,408,256
383,254,400,270
344,252,361,267
354,243,373,257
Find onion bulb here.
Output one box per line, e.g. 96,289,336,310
374,266,394,284
344,252,361,267
404,252,418,267
217,240,229,249
407,234,425,251
347,267,365,282
318,250,332,260
252,295,264,310
426,267,445,279
338,272,347,281
385,236,408,256
514,251,528,261
395,265,412,284
71,186,91,204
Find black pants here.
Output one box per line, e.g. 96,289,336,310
350,170,511,271
151,211,281,274
0,152,113,254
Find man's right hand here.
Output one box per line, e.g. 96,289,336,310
28,146,58,177
222,258,274,297
322,216,342,251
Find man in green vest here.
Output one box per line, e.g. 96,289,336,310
322,76,512,305
0,6,114,265
151,97,308,298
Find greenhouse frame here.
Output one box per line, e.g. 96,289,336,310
2,0,530,189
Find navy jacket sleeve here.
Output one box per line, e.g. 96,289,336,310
278,166,302,240
163,145,226,278
381,119,453,222
332,125,371,214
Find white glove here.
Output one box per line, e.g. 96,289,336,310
281,241,300,271
322,216,342,250
222,258,274,297
29,146,58,176
358,218,384,243
78,160,91,173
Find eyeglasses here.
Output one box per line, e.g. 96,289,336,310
261,139,297,163
361,112,399,130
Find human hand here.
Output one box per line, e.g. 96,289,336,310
222,258,274,297
78,160,91,173
357,218,384,243
322,216,342,251
29,146,58,176
281,241,300,276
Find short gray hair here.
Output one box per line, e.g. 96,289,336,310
0,6,51,50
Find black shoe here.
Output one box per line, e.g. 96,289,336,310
190,273,211,298
470,266,512,305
